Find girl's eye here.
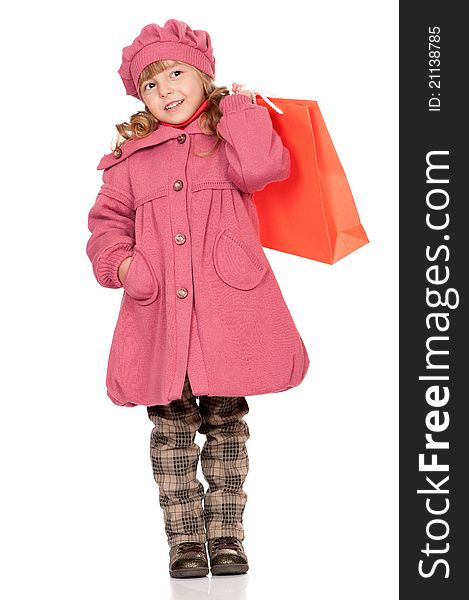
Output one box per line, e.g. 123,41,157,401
143,70,182,91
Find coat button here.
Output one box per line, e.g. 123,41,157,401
113,147,122,158
175,233,186,245
177,134,186,144
173,179,184,191
177,287,188,299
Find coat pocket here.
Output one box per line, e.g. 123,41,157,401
123,247,159,305
213,228,268,290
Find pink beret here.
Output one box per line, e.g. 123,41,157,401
118,19,216,100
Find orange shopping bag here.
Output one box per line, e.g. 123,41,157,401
252,94,369,264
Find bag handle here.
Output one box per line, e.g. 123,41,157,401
237,85,284,115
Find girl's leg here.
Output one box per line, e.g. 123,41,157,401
198,394,250,541
147,372,206,548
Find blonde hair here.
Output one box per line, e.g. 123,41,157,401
113,60,230,157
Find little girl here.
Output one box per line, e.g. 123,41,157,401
86,18,309,578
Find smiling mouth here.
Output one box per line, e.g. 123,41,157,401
165,99,184,110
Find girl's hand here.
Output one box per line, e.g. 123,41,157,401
118,256,133,286
232,83,256,102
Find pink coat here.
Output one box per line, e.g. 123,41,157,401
86,92,310,407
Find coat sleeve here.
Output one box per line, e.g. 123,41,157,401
216,93,291,194
86,159,136,289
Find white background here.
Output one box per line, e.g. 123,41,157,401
0,1,398,598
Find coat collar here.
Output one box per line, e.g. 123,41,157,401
96,118,207,171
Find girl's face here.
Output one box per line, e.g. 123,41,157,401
140,62,206,123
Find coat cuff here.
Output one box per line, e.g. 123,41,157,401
95,243,135,288
219,93,255,115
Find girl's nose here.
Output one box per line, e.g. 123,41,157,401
160,86,175,98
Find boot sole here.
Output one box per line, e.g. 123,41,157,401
169,566,209,578
211,563,249,576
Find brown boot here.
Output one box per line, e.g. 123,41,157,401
169,542,209,578
208,537,249,575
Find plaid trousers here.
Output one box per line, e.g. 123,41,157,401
147,371,250,548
